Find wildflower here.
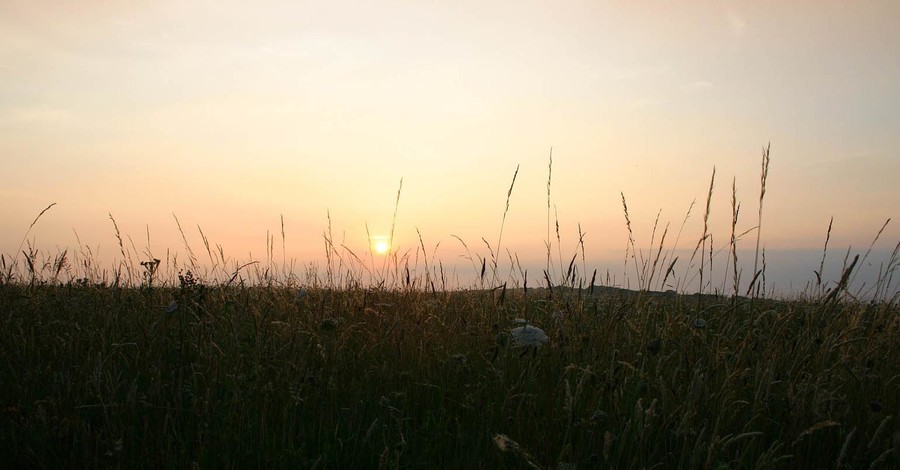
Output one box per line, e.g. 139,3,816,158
510,323,549,348
164,301,178,313
693,318,707,329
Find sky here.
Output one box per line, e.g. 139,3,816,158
1,0,898,295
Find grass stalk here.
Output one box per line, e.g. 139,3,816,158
492,165,519,287
751,143,771,297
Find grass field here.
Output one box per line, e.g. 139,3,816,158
1,281,897,468
1,152,898,468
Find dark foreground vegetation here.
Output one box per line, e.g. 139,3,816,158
2,148,898,467
1,280,897,469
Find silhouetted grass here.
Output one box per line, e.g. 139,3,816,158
1,148,898,469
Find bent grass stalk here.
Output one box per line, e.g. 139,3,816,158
492,165,519,287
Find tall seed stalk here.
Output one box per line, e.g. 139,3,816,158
751,143,771,297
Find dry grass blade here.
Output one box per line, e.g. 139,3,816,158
665,199,695,291
751,143,771,297
109,213,134,286
867,415,892,451
173,213,198,271
647,220,669,291
834,428,855,470
661,256,678,290
850,218,891,289
815,217,833,293
699,166,716,296
225,261,259,286
8,202,57,279
546,148,553,275
873,240,899,301
822,254,859,305
493,165,519,286
793,420,840,446
554,205,564,284
280,214,287,279
492,434,542,469
728,177,742,297
621,192,640,290
380,178,404,282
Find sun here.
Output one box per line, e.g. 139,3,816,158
373,239,390,255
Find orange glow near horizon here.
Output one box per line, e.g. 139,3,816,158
0,1,898,293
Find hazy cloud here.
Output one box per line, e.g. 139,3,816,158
683,80,714,91
726,10,746,36
797,152,897,170
595,64,669,81
631,97,665,109
2,106,73,124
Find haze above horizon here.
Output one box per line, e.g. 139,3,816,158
1,1,898,295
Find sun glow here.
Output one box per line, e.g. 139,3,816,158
373,239,390,255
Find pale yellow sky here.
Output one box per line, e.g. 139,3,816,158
1,1,898,291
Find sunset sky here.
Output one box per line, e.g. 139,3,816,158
1,1,898,293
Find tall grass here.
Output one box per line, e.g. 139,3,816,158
750,143,771,298
1,148,898,469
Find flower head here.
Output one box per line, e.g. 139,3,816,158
510,324,549,348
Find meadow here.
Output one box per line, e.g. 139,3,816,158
1,152,898,469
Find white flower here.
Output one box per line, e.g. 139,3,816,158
510,324,549,348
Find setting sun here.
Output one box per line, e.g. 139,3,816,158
373,239,390,255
